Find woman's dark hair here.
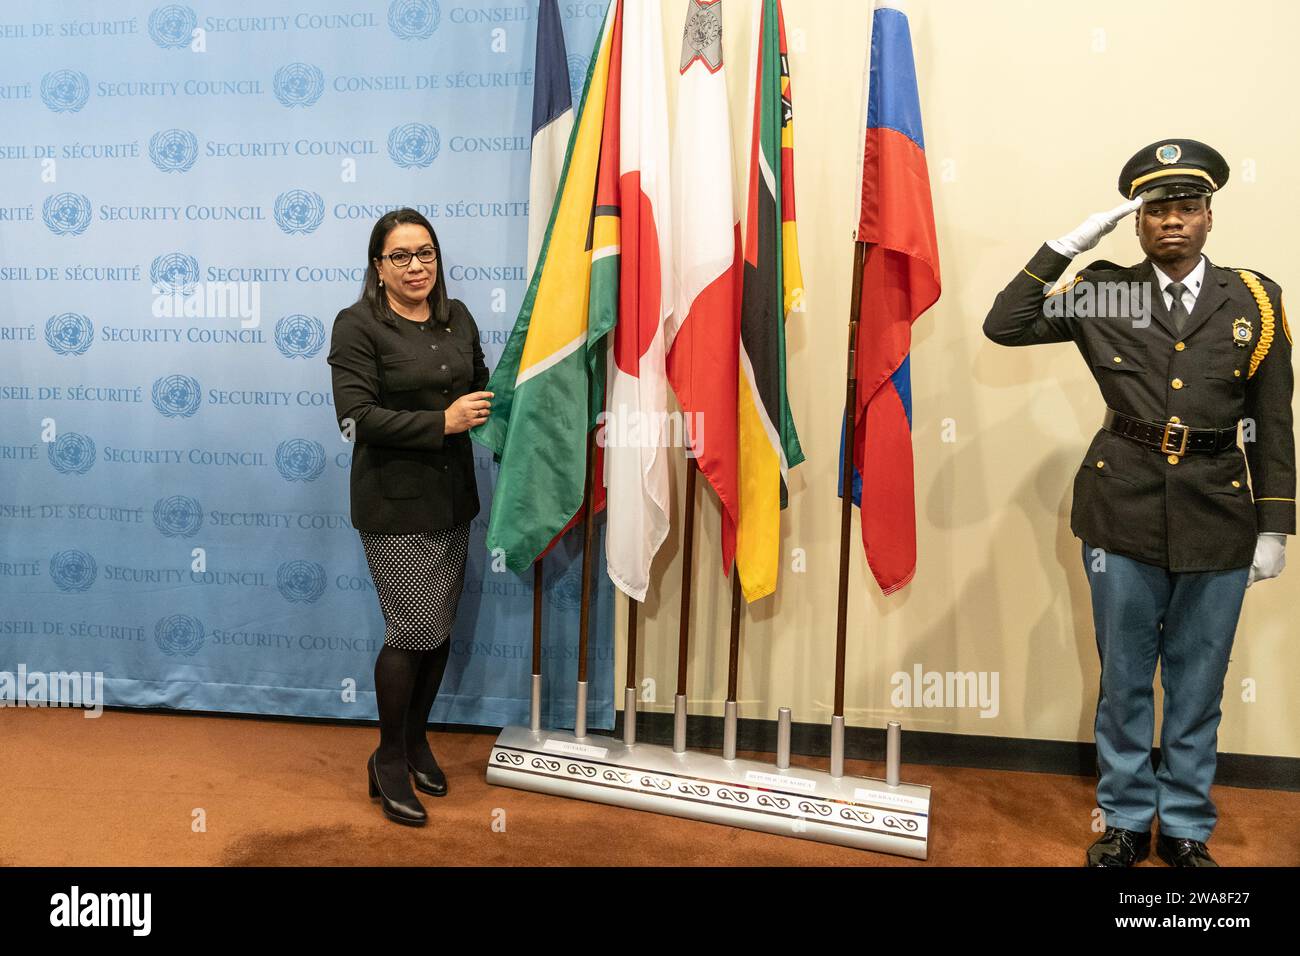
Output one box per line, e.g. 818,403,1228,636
359,207,449,327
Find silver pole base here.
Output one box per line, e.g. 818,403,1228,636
487,725,932,859
672,694,687,754
886,720,902,787
723,700,738,760
830,715,845,779
776,707,792,770
623,686,637,747
529,673,542,734
574,680,588,739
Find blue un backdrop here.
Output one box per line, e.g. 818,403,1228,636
0,0,614,728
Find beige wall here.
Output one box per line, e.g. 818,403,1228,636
618,0,1299,758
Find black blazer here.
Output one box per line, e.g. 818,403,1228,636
327,298,490,534
984,243,1294,572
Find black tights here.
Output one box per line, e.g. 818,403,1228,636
373,641,451,781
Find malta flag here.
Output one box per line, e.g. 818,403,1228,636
472,3,619,573
845,0,941,594
599,0,673,602
667,0,741,572
527,0,574,277
736,0,804,603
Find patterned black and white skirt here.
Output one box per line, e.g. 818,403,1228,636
357,523,470,650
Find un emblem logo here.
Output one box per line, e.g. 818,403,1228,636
152,374,202,418
148,5,197,49
549,564,583,612
273,62,325,108
40,69,90,113
389,0,441,38
155,614,205,657
388,123,440,168
275,314,326,359
48,432,96,475
49,550,98,593
149,129,198,173
153,495,204,538
274,189,326,235
150,253,200,295
277,560,327,604
45,313,94,356
276,439,327,482
43,193,92,236
568,55,590,99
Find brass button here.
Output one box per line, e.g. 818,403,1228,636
1169,416,1181,424
1232,480,1242,488
1234,369,1242,377
1171,378,1184,389
1096,460,1105,468
1174,341,1186,351
1167,454,1181,465
1112,355,1123,364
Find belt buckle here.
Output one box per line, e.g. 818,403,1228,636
1160,421,1189,456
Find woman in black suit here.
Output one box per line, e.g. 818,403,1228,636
327,208,492,826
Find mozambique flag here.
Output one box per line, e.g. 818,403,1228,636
471,2,619,573
734,0,803,603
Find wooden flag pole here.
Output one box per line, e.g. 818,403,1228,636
530,559,544,732
574,429,597,739
723,564,742,760
623,593,638,745
831,240,868,778
673,460,698,753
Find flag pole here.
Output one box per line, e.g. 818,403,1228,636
530,559,543,732
574,429,597,739
673,459,698,753
831,240,868,778
623,593,638,745
723,564,742,760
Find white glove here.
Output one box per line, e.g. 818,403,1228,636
1246,532,1287,587
1047,197,1144,258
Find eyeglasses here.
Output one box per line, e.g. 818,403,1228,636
379,247,436,268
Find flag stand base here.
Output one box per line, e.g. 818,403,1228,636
485,724,931,858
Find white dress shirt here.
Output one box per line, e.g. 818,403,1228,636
1151,255,1207,315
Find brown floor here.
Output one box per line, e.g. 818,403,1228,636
2,707,1295,866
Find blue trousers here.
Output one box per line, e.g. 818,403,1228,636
1081,542,1249,842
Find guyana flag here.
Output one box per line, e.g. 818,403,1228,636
735,0,804,602
471,3,619,573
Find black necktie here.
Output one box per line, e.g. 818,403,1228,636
1167,281,1190,334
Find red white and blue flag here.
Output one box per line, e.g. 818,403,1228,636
842,0,941,594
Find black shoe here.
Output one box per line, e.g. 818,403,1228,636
1086,827,1151,867
407,759,448,797
367,751,427,826
1156,833,1218,867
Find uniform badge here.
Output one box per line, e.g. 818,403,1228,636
1156,143,1182,165
1232,316,1253,347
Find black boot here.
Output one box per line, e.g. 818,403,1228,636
1086,827,1151,867
405,640,451,797
369,645,427,825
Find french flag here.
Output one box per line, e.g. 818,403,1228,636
842,0,941,594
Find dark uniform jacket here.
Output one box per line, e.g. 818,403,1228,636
984,243,1295,571
327,298,490,534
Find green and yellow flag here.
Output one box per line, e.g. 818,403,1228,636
472,3,619,573
735,0,804,602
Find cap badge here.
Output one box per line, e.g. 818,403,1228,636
1232,316,1253,347
1156,143,1182,165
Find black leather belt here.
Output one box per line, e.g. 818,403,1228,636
1103,408,1238,455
